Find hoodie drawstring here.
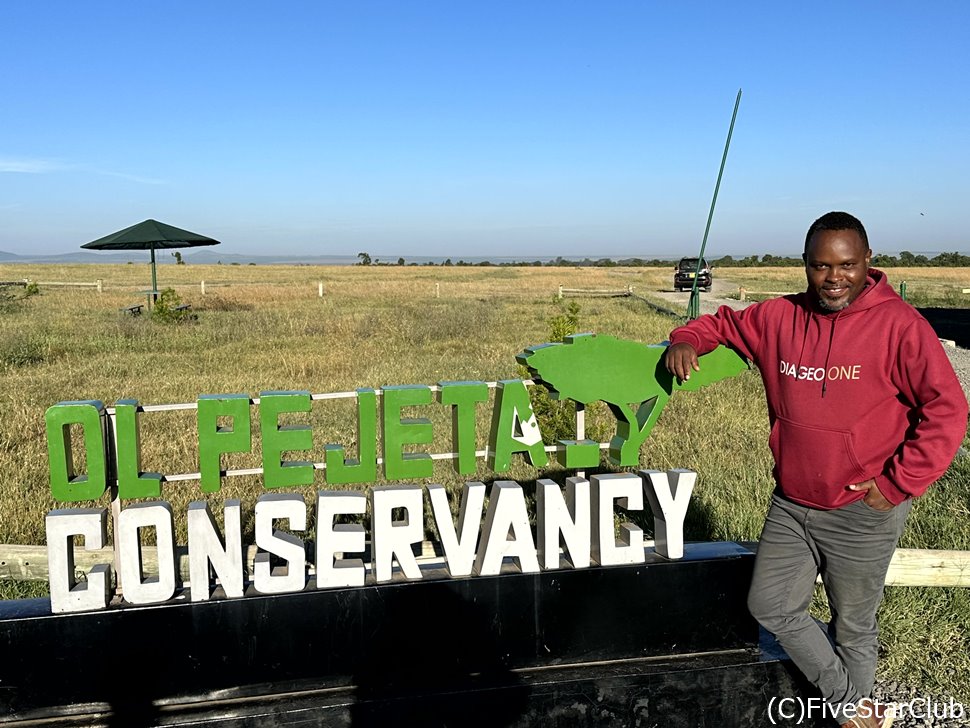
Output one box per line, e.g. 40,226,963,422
795,312,812,373
820,310,843,398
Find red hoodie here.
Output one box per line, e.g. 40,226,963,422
669,269,968,509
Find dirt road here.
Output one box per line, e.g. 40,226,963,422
651,276,751,317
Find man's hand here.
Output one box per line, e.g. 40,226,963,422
848,479,894,511
664,342,700,382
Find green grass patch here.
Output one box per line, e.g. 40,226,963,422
0,262,967,698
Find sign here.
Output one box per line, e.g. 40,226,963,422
43,334,747,613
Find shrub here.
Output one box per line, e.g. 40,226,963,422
523,301,584,445
150,288,194,324
0,289,19,314
0,335,49,369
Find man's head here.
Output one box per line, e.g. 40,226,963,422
803,211,872,312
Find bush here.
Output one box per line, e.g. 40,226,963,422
150,288,194,324
0,335,49,369
0,289,19,314
523,301,584,445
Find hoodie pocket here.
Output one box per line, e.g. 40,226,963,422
768,416,868,501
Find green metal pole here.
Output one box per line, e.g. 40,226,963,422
150,245,158,307
688,88,742,320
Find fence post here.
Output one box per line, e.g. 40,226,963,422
318,281,324,298
899,281,907,301
558,284,563,300
96,279,103,294
201,280,206,296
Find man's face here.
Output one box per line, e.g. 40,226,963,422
803,229,872,311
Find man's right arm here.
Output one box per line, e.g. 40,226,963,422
663,303,765,381
664,342,700,382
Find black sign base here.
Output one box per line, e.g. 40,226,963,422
0,542,826,726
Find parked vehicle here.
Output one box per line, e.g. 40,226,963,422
673,257,712,292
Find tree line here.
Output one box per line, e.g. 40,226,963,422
355,251,970,268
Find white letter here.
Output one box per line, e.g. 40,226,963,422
46,509,111,614
641,469,695,559
118,502,177,605
187,500,244,601
371,485,424,582
428,482,486,577
254,493,307,595
591,473,645,566
473,481,540,576
315,491,366,588
537,477,590,569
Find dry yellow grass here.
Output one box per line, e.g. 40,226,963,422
712,265,970,306
2,261,969,698
0,263,695,546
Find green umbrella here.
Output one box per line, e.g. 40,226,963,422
81,219,221,300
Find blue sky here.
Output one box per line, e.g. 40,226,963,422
1,2,968,259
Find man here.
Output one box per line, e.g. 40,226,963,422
664,212,968,728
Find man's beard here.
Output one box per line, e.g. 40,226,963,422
817,296,851,312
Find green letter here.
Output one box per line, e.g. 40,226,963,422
438,381,488,475
487,380,548,472
115,399,162,499
382,385,433,480
197,394,252,493
260,391,314,489
607,399,666,466
45,401,108,502
556,439,601,468
325,388,378,484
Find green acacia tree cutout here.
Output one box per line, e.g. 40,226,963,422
517,333,748,466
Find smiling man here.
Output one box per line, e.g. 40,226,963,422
664,211,968,728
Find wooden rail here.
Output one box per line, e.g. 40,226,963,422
739,543,970,587
738,287,793,302
2,543,968,587
558,284,634,299
29,279,103,292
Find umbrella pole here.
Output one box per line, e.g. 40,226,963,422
150,245,158,306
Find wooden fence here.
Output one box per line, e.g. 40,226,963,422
558,284,634,299
737,287,793,302
2,541,968,588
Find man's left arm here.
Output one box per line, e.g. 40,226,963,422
869,319,969,506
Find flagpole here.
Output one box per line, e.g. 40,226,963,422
688,88,742,320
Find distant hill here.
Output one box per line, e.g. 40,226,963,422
0,250,614,266
0,250,363,266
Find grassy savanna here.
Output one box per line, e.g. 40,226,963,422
1,262,968,700
717,264,970,307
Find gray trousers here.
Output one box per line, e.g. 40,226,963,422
748,492,911,724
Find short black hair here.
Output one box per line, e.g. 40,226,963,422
804,211,869,253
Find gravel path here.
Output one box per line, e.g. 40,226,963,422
872,681,970,727
943,342,970,401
